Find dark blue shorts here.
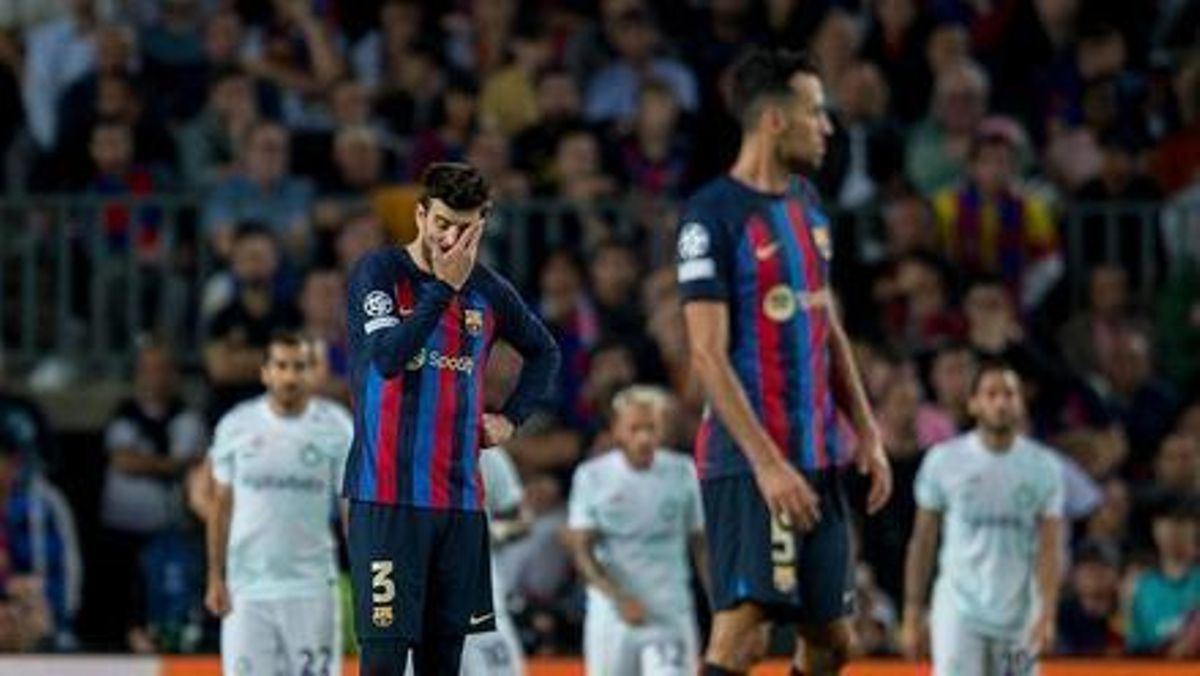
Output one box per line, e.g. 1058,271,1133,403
348,501,494,645
702,469,855,625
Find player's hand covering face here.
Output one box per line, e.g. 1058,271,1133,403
417,198,487,258
968,370,1024,434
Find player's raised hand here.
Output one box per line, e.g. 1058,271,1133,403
900,609,929,660
482,413,514,446
433,221,484,290
753,455,821,530
856,428,893,514
205,577,231,617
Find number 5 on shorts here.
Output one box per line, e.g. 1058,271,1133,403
770,516,798,593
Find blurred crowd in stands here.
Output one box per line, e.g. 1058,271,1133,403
0,0,1199,661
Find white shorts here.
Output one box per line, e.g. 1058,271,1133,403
221,592,341,676
931,595,1037,676
462,613,525,676
401,611,525,676
583,606,698,676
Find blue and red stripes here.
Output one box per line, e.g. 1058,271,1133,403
745,214,793,456
785,195,831,469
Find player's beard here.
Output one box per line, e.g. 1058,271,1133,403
775,142,818,175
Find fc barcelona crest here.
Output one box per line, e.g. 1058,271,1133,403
464,309,484,335
812,227,832,260
372,606,394,628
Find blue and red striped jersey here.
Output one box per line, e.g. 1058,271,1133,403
676,175,847,478
343,248,559,511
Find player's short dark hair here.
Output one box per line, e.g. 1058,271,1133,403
969,356,1019,395
419,162,491,211
728,47,820,129
265,329,312,359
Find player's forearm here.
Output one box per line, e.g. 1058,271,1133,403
500,311,561,426
206,489,233,581
903,514,939,617
364,283,455,377
828,308,876,434
1036,518,1063,620
570,535,625,600
691,349,779,470
111,449,185,478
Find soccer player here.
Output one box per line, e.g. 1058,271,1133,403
567,385,709,676
901,359,1065,675
204,331,354,676
343,162,559,675
676,48,891,676
403,445,530,676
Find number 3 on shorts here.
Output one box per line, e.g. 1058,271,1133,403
371,560,395,604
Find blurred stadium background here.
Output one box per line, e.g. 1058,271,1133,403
0,0,1198,672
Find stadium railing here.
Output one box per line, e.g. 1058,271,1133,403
0,195,1193,375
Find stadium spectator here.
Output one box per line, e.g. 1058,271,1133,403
373,43,444,140
201,121,314,259
1094,327,1181,477
333,208,386,274
238,0,343,128
1059,265,1153,382
0,426,80,652
933,120,1062,310
512,67,586,188
349,0,425,90
22,0,101,150
857,362,954,606
299,266,349,404
563,0,643,87
479,19,553,136
819,60,905,209
876,253,965,352
905,59,990,196
443,0,518,77
175,66,260,190
617,78,690,198
1148,56,1200,197
1058,539,1125,655
926,341,976,430
465,128,529,200
1136,434,1200,518
137,0,207,122
860,0,933,125
1127,502,1200,656
85,119,168,263
202,224,301,420
97,339,205,652
582,7,696,126
405,72,479,179
315,124,388,198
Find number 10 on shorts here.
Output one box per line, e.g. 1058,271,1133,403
770,516,797,593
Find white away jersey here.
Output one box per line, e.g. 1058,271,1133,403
915,431,1065,639
568,449,704,621
210,396,353,600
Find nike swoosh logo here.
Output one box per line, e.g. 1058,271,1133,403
755,242,780,261
469,612,494,626
398,306,414,317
